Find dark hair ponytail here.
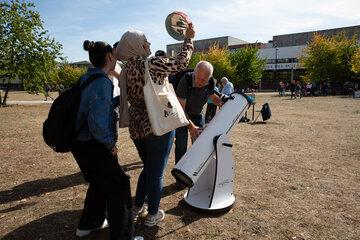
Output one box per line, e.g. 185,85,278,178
83,40,113,68
83,40,95,51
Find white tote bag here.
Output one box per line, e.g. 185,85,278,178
143,59,189,136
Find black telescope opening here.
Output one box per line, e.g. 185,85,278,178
171,169,194,188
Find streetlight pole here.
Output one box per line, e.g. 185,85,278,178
290,58,294,82
274,46,278,85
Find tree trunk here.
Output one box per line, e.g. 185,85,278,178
2,78,11,105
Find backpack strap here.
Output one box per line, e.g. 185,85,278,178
80,72,107,90
208,77,215,94
185,73,193,95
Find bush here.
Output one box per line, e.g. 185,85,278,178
57,64,86,87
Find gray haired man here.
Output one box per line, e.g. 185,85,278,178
174,61,223,167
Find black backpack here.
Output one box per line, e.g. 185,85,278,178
169,69,193,91
43,73,104,153
260,103,272,121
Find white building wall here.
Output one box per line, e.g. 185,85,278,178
258,45,307,70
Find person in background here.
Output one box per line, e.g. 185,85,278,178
44,84,54,101
290,80,296,99
58,84,65,95
108,61,122,131
109,41,122,99
322,81,329,96
278,81,285,96
306,82,312,96
221,77,234,96
295,80,302,98
155,50,167,57
114,25,195,227
205,78,219,124
72,40,133,240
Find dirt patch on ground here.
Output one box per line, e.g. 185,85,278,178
1,93,359,239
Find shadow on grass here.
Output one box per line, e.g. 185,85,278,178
134,223,159,240
131,183,216,239
2,182,229,240
1,210,85,240
0,172,85,204
0,202,37,214
162,182,185,198
157,199,228,239
248,122,267,125
0,161,145,205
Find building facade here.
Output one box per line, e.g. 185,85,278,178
167,36,248,56
166,25,360,90
272,25,360,47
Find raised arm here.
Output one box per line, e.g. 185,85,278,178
148,25,195,79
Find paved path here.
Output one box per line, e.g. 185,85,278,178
7,100,53,105
4,92,278,106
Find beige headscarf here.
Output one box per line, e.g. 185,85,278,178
114,30,151,128
114,30,151,61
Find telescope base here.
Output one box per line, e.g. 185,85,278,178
184,189,235,213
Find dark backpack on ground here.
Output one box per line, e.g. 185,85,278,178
43,73,104,153
260,103,272,121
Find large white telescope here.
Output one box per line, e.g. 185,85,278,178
171,92,251,212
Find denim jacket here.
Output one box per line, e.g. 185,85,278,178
75,68,118,150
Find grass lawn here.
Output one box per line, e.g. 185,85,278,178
1,93,359,239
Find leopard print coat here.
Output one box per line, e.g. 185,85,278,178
125,38,193,139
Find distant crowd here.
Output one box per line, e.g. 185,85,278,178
277,80,360,98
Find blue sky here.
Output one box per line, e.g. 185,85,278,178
34,0,360,62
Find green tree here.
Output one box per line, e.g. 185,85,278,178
300,33,359,84
300,34,337,83
350,47,360,77
57,64,87,87
201,44,236,82
230,47,266,88
333,33,359,82
0,0,62,105
188,52,202,69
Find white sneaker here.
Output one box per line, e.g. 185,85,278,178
134,236,144,240
76,219,108,237
144,209,165,227
132,204,148,222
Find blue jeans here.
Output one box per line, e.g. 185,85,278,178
175,114,204,164
133,131,174,215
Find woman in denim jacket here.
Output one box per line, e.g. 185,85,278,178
71,40,133,240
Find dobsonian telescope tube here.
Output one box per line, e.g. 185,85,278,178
171,92,251,188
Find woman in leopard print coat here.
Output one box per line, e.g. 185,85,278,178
115,26,194,226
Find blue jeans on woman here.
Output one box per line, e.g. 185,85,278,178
133,130,175,215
